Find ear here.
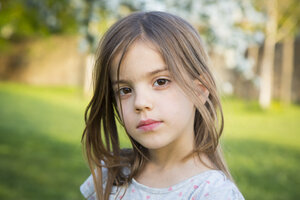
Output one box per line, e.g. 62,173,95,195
193,79,209,104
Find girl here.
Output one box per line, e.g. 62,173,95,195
80,11,244,200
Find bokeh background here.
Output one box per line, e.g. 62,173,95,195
0,0,299,199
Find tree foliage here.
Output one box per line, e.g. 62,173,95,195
0,0,78,40
1,0,266,80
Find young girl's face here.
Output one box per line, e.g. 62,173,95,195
110,41,196,150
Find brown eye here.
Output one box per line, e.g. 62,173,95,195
154,78,170,86
119,87,132,96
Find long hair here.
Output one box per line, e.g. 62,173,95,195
81,11,231,200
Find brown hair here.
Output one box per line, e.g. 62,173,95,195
82,11,231,200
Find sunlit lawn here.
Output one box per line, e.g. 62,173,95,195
0,82,299,200
222,98,300,200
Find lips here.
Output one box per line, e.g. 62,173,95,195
137,119,162,131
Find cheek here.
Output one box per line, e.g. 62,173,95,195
162,99,194,118
161,87,194,115
116,100,133,124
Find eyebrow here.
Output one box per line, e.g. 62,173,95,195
112,67,168,86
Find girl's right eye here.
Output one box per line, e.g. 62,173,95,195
118,87,132,96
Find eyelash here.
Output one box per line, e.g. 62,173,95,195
116,78,171,96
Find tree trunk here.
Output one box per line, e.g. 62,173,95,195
247,45,259,74
259,0,278,109
280,36,294,104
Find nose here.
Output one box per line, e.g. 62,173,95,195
134,87,153,112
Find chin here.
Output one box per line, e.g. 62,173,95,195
139,141,169,150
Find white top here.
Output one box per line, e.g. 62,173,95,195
80,167,245,200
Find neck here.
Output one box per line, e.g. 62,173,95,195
146,129,195,170
149,142,193,170
134,133,215,187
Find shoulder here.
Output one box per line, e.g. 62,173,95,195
80,173,98,200
80,157,131,200
192,170,245,200
80,162,109,200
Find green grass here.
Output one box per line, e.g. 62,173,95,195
222,97,300,200
0,82,299,200
0,82,89,199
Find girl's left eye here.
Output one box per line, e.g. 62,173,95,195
153,78,170,87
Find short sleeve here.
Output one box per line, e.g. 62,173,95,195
197,180,245,200
206,185,245,200
191,171,245,200
80,166,108,200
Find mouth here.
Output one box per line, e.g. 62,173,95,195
137,119,162,131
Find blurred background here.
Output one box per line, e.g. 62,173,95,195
0,0,299,199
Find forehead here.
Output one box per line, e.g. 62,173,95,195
110,40,167,82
